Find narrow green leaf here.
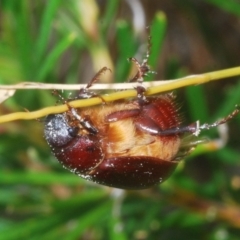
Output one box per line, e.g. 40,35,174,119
0,171,83,185
206,0,240,16
14,1,33,78
213,80,240,119
35,0,62,64
185,85,209,122
65,201,111,240
115,20,137,82
36,33,76,81
101,0,120,35
148,11,167,69
215,147,240,164
0,193,107,240
108,215,128,240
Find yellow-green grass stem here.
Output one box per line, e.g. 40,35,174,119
0,66,240,123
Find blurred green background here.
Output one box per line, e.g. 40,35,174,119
1,0,240,239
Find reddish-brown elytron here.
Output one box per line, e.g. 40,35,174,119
44,47,239,189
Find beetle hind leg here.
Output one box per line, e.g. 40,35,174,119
196,105,240,134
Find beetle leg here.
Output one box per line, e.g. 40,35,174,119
135,85,149,105
135,115,198,136
78,66,111,100
128,57,149,83
53,95,97,135
128,36,156,83
105,109,141,122
194,106,240,136
70,108,98,134
127,36,156,104
128,59,149,105
136,106,240,136
51,89,66,104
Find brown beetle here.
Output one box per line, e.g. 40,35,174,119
44,55,239,189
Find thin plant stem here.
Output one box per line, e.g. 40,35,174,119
0,66,240,123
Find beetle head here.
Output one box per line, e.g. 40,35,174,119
44,114,76,147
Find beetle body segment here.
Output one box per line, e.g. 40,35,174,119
89,156,178,189
44,94,184,189
45,114,103,174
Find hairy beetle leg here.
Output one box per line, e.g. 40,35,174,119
128,57,151,83
78,66,111,101
51,90,98,135
106,105,240,137
194,106,240,136
69,107,98,135
128,36,156,83
106,109,141,122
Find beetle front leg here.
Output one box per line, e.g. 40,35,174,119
128,36,155,83
78,66,111,99
70,107,98,134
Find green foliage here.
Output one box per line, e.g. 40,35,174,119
0,0,240,239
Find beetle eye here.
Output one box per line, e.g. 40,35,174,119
68,127,79,137
44,114,74,147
